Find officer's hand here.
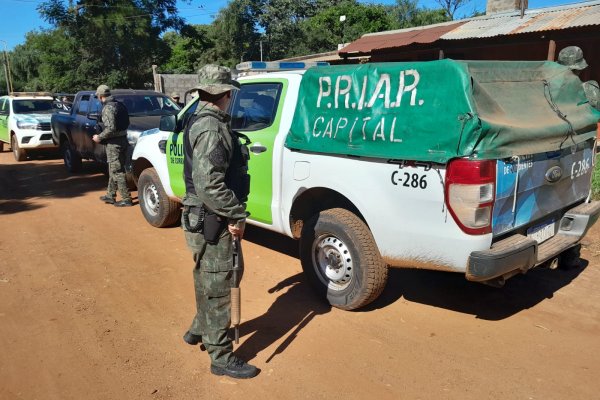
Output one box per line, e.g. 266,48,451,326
92,134,101,144
228,220,245,240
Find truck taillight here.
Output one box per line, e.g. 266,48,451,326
445,159,496,235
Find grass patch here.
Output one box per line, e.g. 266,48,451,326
593,154,600,200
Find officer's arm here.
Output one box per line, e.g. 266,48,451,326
191,130,246,221
97,104,117,140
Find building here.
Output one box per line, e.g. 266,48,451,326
339,0,600,82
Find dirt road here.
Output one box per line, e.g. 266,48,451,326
1,151,599,400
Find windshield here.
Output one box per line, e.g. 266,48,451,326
12,99,54,114
114,95,180,117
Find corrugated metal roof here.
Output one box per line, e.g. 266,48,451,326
339,0,600,55
339,22,465,55
442,2,600,40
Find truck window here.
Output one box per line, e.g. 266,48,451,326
77,95,90,115
89,96,102,115
12,99,54,114
0,98,7,114
231,83,282,131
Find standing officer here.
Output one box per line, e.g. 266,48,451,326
557,46,588,75
92,85,133,207
181,65,257,379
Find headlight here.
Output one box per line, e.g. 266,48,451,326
16,120,38,129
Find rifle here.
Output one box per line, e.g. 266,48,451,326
231,237,244,344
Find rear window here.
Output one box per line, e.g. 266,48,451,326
114,94,180,116
12,99,54,114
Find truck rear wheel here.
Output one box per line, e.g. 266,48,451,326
300,208,388,310
138,167,180,228
11,135,27,162
61,140,82,172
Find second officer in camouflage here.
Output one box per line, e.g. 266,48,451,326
93,84,133,207
181,65,257,379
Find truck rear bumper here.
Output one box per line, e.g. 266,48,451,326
466,201,600,282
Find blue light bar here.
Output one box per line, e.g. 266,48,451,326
236,61,330,71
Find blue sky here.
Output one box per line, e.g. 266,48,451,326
0,0,587,50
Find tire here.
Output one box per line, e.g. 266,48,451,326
559,244,582,270
11,135,27,162
300,208,388,310
61,140,82,172
138,167,181,228
0,141,4,152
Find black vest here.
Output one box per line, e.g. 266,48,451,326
183,114,251,202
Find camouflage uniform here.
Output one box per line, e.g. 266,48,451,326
98,97,131,202
182,97,247,368
557,46,588,71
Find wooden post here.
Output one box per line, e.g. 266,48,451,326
547,40,556,61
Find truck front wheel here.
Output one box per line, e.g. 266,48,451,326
61,140,82,172
138,167,180,228
11,135,27,162
300,208,388,310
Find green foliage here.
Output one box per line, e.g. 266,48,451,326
32,0,183,90
161,25,215,74
294,1,394,56
390,0,451,29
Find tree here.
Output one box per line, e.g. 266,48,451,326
36,0,184,89
162,25,215,74
296,1,394,56
434,0,470,19
390,0,451,29
210,0,262,67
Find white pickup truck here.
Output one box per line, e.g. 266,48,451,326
132,60,600,310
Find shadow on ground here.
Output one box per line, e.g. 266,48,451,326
362,260,588,320
0,156,107,215
243,224,590,321
236,273,331,364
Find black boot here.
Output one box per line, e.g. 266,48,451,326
114,199,133,207
183,331,206,351
211,356,260,379
99,195,115,204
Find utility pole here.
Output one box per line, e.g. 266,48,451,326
0,40,13,93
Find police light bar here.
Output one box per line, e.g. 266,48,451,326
236,61,329,72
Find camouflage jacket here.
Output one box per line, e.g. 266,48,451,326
98,97,127,141
183,102,247,222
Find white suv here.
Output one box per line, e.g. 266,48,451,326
0,92,58,161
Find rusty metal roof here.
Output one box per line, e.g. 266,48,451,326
339,0,600,55
442,1,600,39
339,21,465,55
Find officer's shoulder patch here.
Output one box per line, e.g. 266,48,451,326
209,140,228,168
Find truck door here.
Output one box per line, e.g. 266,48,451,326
73,94,94,154
89,95,106,161
0,97,8,143
231,80,286,225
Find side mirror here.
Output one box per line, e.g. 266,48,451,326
160,114,177,132
87,113,99,120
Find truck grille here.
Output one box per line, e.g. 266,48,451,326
37,122,51,131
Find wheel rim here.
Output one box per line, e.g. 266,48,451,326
143,183,160,217
311,234,354,291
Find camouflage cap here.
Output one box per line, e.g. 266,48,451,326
557,46,588,70
583,80,600,110
96,84,111,97
195,64,240,95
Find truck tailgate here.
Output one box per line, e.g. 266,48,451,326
493,139,596,238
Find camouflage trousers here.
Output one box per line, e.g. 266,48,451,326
106,141,131,201
184,217,235,368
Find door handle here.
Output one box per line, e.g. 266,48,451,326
250,143,267,154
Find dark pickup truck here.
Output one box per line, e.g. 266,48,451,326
51,89,180,181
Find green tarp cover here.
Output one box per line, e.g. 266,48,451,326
285,59,600,163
